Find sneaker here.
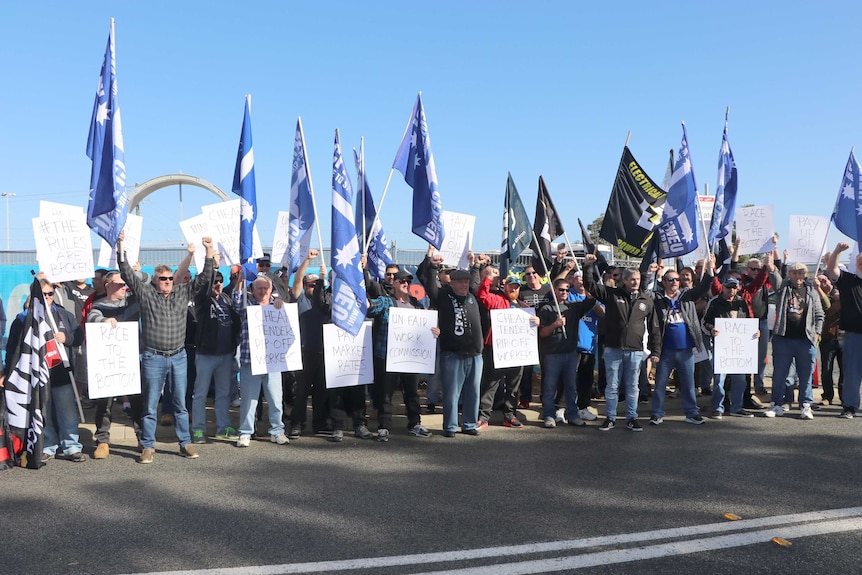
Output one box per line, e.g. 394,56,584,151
728,409,755,418
568,418,586,427
517,400,530,409
684,415,705,425
271,433,290,445
139,448,155,464
192,430,206,444
236,434,251,447
93,443,110,459
329,429,344,442
543,417,556,429
288,426,302,440
555,408,566,424
216,427,239,440
578,408,597,421
503,416,523,428
230,398,242,408
476,419,489,431
462,427,480,436
377,429,390,442
180,444,199,459
41,453,54,463
648,416,663,426
710,410,723,420
763,404,784,418
408,424,431,438
598,418,615,431
354,425,373,439
67,451,86,463
839,408,855,419
626,418,643,432
799,405,814,420
424,403,437,414
443,430,456,438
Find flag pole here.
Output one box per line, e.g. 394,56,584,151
625,131,631,147
298,116,326,272
813,145,853,272
359,137,368,255
530,229,566,339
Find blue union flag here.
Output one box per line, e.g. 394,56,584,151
285,118,315,275
832,150,862,246
231,95,256,264
658,123,700,258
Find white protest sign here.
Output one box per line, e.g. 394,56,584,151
439,211,474,269
735,205,775,255
787,215,829,264
713,318,759,374
39,201,83,218
98,213,143,268
85,321,141,399
490,308,539,368
33,215,95,282
246,303,302,375
323,322,373,388
386,308,438,374
697,195,715,225
201,199,263,265
691,196,715,262
179,214,211,271
270,210,291,265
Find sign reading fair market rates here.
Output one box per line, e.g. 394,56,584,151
385,307,438,374
490,308,538,369
323,322,373,389
85,322,141,399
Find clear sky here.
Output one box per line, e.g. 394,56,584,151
1,1,859,262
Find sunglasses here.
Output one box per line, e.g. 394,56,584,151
158,276,174,282
385,272,397,277
556,287,569,292
396,278,411,284
525,271,538,276
42,291,54,297
213,279,224,284
664,277,680,282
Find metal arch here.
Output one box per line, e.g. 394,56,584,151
127,173,229,213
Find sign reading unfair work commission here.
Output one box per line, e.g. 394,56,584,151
600,146,668,259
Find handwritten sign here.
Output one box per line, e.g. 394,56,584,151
246,303,302,375
98,213,143,268
439,211,474,269
713,318,759,374
323,322,373,388
735,205,774,255
270,210,291,266
691,196,714,262
179,214,211,271
85,321,141,399
201,199,263,265
39,201,83,218
785,215,829,264
490,308,539,368
386,308,438,374
33,214,95,282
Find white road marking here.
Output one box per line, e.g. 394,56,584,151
119,506,862,575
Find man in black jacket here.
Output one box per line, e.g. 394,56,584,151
582,254,660,432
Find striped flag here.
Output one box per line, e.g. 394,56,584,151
708,112,738,245
353,145,393,282
657,124,700,258
231,95,256,264
285,118,316,275
331,130,367,336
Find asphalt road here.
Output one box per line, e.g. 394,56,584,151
2,394,861,575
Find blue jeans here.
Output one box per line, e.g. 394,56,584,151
426,340,442,405
141,349,191,449
842,332,862,410
652,348,698,418
43,384,82,456
603,348,643,421
440,351,482,432
542,350,579,421
193,353,234,434
755,318,769,389
770,335,816,407
711,372,746,413
238,365,284,437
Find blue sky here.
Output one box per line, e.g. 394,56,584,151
1,1,859,262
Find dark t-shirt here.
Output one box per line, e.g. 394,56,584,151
519,285,550,309
784,286,808,339
836,271,862,333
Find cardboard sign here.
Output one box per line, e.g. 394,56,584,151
98,213,143,268
246,303,302,375
713,318,759,374
490,308,539,368
323,322,373,388
270,210,292,266
85,321,141,399
201,199,263,265
787,215,829,264
33,214,94,282
439,211,474,269
735,205,775,255
385,307,438,374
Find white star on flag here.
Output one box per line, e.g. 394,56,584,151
334,236,359,268
240,198,254,222
844,183,856,200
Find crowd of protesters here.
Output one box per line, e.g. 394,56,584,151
2,232,860,466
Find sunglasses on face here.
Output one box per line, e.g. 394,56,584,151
525,271,538,276
664,277,680,282
42,291,54,297
396,278,411,284
213,279,224,284
158,276,174,282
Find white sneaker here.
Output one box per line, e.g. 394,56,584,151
270,433,289,445
544,417,556,429
763,404,784,418
799,405,814,420
236,434,251,447
555,408,566,424
578,408,597,421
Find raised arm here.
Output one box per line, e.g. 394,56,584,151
826,242,849,282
